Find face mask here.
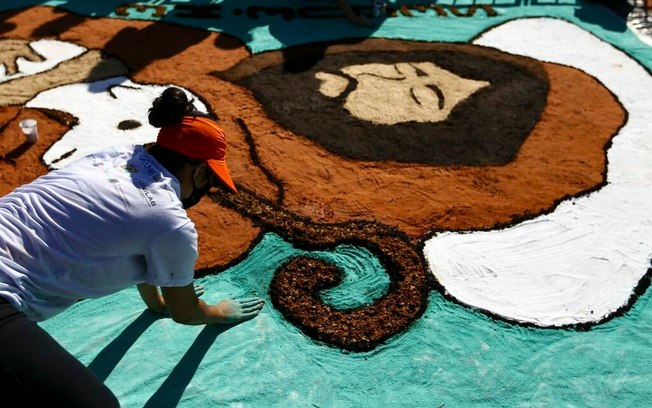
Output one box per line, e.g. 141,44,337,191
181,182,211,209
181,165,212,209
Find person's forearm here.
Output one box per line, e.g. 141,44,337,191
161,284,264,325
137,283,167,314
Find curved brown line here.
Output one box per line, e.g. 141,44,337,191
210,187,432,352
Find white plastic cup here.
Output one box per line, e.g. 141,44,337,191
19,118,38,143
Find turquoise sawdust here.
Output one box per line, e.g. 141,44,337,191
39,232,652,407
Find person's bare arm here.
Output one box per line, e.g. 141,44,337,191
138,282,206,315
137,282,167,314
161,284,264,325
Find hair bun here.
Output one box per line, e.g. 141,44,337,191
148,87,191,128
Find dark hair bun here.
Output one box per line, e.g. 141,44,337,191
148,87,193,128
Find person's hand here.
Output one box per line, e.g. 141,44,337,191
214,297,265,324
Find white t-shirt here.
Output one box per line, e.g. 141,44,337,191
0,145,197,321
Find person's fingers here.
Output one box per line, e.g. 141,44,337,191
233,298,264,316
240,309,262,319
240,303,264,313
239,299,263,307
238,299,265,306
236,297,262,303
193,283,205,297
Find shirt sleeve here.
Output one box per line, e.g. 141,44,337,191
144,222,198,287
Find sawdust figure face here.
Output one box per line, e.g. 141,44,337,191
216,40,625,239
225,46,548,167
316,62,490,125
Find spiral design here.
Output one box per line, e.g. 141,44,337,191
212,187,432,351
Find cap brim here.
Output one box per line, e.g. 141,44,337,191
207,159,237,193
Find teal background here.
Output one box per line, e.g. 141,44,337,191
40,234,652,407
2,0,649,406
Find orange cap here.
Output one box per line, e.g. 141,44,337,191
157,116,237,193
